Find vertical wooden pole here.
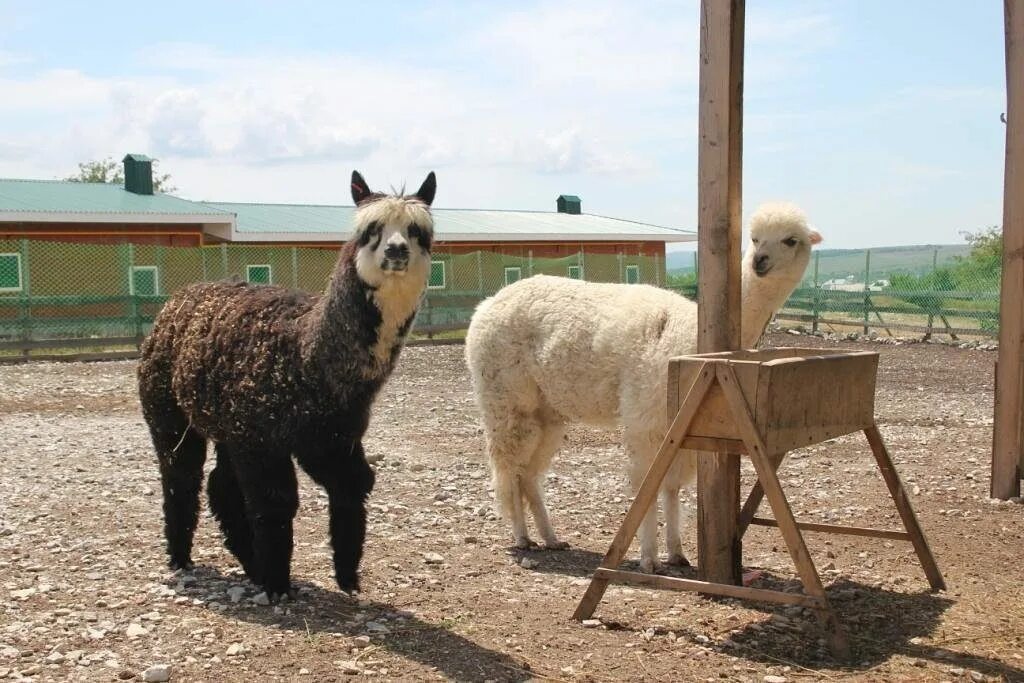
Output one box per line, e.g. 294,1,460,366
696,0,745,585
993,0,1024,499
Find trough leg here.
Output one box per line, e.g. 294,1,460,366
864,426,946,592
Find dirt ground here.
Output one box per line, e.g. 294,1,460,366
1,333,1023,682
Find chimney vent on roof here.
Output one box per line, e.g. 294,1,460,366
123,154,154,195
556,194,581,215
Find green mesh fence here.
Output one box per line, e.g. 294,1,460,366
0,240,1003,355
0,240,664,352
665,247,1002,339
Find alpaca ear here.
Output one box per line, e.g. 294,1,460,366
351,171,373,205
414,171,437,207
808,229,823,245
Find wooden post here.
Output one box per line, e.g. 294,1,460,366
811,252,820,334
696,0,745,585
993,0,1024,499
863,249,871,335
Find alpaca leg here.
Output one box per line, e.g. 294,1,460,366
153,427,207,570
521,421,569,549
207,443,256,579
625,430,661,573
298,440,375,593
664,451,697,566
483,411,548,548
231,452,299,599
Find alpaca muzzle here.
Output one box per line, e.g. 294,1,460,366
382,244,410,272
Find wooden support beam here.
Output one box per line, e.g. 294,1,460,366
696,0,746,588
592,568,825,609
748,517,911,542
993,0,1024,499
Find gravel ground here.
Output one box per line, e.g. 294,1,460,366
1,333,1023,682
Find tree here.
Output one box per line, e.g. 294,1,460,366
65,157,176,193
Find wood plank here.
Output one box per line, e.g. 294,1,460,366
717,363,850,659
748,517,911,541
573,365,716,620
864,426,947,592
993,0,1024,498
593,568,824,608
696,0,746,587
738,451,786,534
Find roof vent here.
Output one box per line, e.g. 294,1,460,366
123,154,154,195
557,194,581,215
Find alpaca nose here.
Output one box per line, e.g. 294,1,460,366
384,243,409,260
754,254,771,274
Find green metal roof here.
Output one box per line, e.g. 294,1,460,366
0,179,229,217
205,202,695,243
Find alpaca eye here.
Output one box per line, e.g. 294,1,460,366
408,226,422,241
751,238,760,245
783,237,798,247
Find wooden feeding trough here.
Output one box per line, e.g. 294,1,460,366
573,348,946,659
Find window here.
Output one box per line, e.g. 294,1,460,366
129,266,159,296
428,260,446,289
0,253,22,292
504,266,522,286
625,264,640,284
567,265,582,280
246,264,272,284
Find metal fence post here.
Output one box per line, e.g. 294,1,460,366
863,249,871,335
18,239,32,358
811,251,820,333
220,243,228,279
476,251,484,295
291,247,299,289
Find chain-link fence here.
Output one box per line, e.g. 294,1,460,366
665,247,1001,339
0,240,1002,358
0,239,663,356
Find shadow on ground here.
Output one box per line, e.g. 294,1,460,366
510,546,1024,680
180,565,532,682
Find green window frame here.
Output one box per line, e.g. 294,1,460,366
504,266,522,286
428,260,446,289
567,265,582,280
129,266,159,296
625,264,640,284
0,253,23,292
246,264,272,284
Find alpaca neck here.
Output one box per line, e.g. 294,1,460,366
740,263,801,348
304,242,423,383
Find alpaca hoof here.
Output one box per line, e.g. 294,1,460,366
336,573,361,595
266,588,297,604
666,553,691,567
639,557,659,574
168,557,193,571
543,540,570,551
514,537,537,550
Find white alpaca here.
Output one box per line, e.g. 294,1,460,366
465,203,822,572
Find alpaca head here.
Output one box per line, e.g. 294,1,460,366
350,170,437,288
743,202,822,281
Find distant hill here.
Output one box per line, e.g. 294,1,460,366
666,244,973,282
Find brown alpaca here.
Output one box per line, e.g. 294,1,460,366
137,170,436,598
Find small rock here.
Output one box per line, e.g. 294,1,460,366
126,623,149,638
118,670,136,680
338,660,361,674
520,558,539,570
352,636,372,649
225,643,247,657
10,588,36,600
142,664,171,682
969,671,985,682
422,552,444,565
252,593,271,606
695,634,711,645
365,621,390,634
299,668,310,675
581,619,602,628
948,668,965,676
226,587,246,603
764,676,788,683
44,651,64,664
